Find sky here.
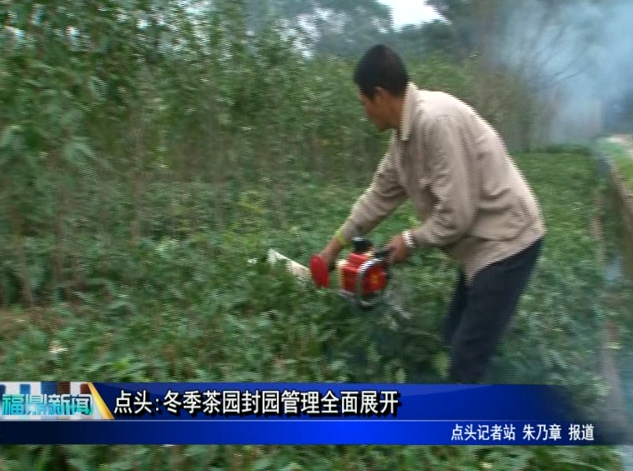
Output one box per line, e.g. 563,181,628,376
380,0,441,28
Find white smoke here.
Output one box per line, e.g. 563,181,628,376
492,0,633,144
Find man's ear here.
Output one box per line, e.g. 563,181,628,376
359,89,372,104
373,86,389,102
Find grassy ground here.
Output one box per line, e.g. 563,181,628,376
0,150,629,470
615,152,633,190
594,136,633,450
596,137,633,191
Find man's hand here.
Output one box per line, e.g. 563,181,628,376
318,237,345,271
385,233,410,265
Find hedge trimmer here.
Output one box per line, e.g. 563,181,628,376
268,234,401,311
267,236,448,378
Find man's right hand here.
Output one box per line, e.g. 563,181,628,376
319,237,345,271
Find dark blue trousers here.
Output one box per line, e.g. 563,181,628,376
443,238,543,383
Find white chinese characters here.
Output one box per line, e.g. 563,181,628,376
112,388,403,417
451,423,595,443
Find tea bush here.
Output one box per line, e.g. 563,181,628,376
0,152,629,470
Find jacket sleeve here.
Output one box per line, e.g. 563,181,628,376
410,115,479,248
337,144,407,243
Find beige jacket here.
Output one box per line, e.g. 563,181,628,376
337,82,545,284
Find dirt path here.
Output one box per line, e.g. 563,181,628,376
594,136,633,467
591,189,633,445
602,135,633,235
606,134,633,158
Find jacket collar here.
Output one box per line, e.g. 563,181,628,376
397,82,418,142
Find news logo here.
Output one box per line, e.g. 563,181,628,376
0,382,111,420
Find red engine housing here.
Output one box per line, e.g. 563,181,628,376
338,251,387,295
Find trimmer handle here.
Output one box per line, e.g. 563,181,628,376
372,246,394,263
310,254,331,288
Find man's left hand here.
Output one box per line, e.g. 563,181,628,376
385,233,410,265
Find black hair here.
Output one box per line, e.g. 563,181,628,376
353,44,409,100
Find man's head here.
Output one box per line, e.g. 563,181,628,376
353,44,409,131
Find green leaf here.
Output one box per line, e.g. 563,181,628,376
0,124,20,149
60,108,82,129
107,298,138,315
252,457,272,471
62,137,96,167
67,457,91,471
73,139,96,160
432,351,449,379
556,459,611,471
280,463,303,471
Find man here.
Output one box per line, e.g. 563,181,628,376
318,44,546,384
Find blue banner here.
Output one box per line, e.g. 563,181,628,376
92,383,580,421
0,382,625,445
0,420,604,445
